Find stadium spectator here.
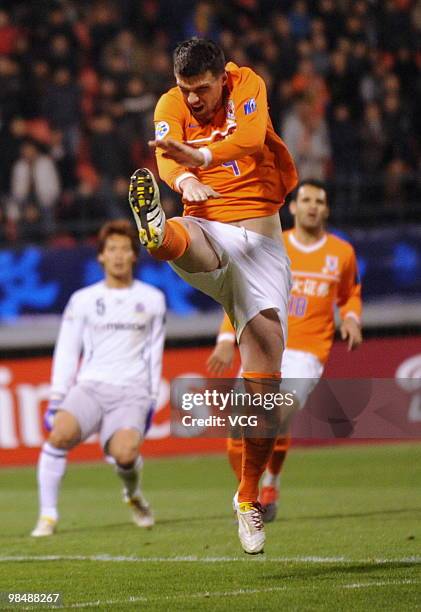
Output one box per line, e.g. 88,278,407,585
359,101,386,208
45,33,79,74
101,29,148,74
0,9,20,55
282,95,331,181
183,1,220,41
50,129,77,190
288,0,312,40
57,179,105,240
9,139,60,241
119,76,157,149
0,117,27,196
329,103,361,213
0,56,23,122
88,113,130,180
41,67,81,157
99,176,133,220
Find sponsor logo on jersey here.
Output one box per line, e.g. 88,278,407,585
103,322,146,331
243,98,257,115
322,255,339,275
226,99,235,120
155,121,170,140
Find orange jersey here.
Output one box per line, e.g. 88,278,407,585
218,230,362,364
153,62,297,222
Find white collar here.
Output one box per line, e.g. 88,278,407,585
289,232,327,253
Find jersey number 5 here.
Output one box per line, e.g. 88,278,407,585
222,160,241,176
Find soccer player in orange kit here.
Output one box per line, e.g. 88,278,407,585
128,38,297,553
208,179,363,521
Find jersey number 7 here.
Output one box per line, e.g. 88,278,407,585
222,160,241,176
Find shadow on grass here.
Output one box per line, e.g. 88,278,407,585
261,559,421,582
2,506,420,540
283,506,421,522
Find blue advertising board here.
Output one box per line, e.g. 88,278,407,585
1,226,420,320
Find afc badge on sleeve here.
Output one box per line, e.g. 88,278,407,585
155,121,170,140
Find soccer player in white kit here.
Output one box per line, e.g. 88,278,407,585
31,220,166,537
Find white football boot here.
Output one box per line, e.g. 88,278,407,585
233,492,265,554
128,168,166,248
30,516,57,537
124,489,154,528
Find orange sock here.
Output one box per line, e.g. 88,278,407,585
149,220,191,261
242,371,282,382
266,434,291,476
227,437,243,482
238,371,281,503
238,437,277,502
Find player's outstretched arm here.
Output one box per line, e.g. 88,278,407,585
50,295,84,398
149,139,221,201
149,138,204,167
337,245,362,351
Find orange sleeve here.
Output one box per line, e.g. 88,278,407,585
216,311,236,343
337,246,362,323
154,91,197,191
206,68,268,167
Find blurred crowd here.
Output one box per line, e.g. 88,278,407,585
0,0,419,245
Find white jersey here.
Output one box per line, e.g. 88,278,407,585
50,280,166,399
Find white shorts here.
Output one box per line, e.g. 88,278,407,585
170,217,291,343
60,381,153,450
281,349,324,409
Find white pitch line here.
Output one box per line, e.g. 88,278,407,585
343,579,420,589
21,581,421,610
2,554,421,564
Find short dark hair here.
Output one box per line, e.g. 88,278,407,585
97,219,140,257
173,38,225,78
291,179,329,203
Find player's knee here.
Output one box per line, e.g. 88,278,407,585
108,430,140,465
49,412,81,449
48,428,79,450
112,446,138,466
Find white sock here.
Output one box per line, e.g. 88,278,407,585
37,442,68,521
116,456,143,498
262,469,281,489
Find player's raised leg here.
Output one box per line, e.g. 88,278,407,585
107,428,154,528
31,411,80,537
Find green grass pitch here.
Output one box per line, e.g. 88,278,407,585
0,443,420,611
